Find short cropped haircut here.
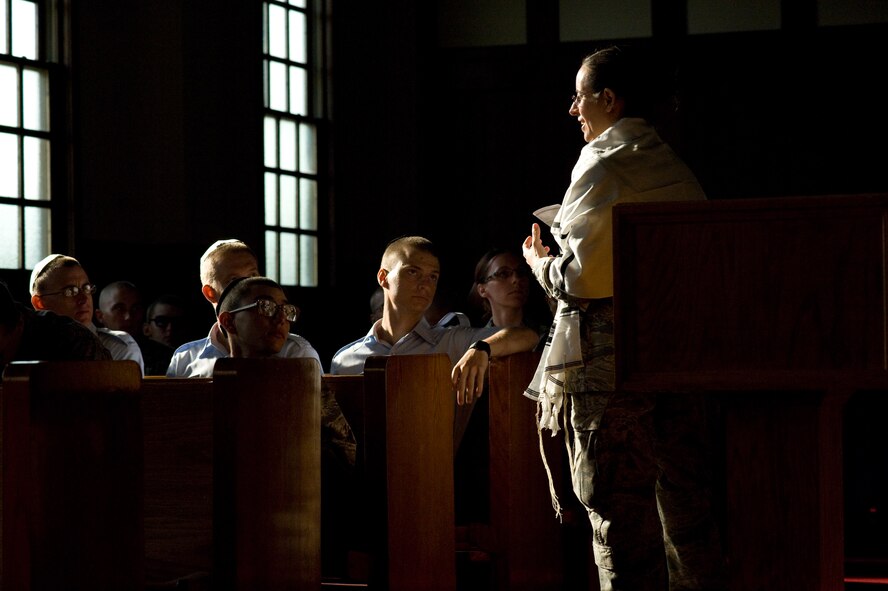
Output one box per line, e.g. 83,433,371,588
198,239,257,288
146,294,186,319
380,236,438,271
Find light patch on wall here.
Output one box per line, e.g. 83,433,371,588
559,0,651,42
437,0,526,48
688,0,780,34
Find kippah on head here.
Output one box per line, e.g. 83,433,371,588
200,239,243,263
215,276,250,317
29,253,70,296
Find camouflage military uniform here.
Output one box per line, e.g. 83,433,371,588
566,299,727,591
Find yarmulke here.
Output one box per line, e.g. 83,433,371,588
200,239,242,263
29,254,68,296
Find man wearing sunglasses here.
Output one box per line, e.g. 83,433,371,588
29,254,145,375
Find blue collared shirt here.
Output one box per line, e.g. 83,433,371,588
329,317,497,375
167,322,322,377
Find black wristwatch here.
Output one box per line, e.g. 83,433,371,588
469,340,491,356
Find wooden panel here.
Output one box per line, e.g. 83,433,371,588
611,194,888,591
140,376,214,585
488,351,566,591
212,357,321,591
2,360,143,591
364,354,456,591
613,194,888,389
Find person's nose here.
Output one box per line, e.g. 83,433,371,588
569,102,579,116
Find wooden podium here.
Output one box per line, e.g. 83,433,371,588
612,194,888,591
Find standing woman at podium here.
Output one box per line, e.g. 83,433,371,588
521,45,726,591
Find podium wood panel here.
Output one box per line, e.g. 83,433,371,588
613,194,888,591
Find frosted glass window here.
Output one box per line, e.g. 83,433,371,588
268,4,287,59
24,205,48,266
688,0,779,34
264,172,278,225
22,67,48,131
298,123,316,174
560,0,651,41
280,174,297,228
279,119,297,171
299,235,317,287
0,204,19,267
299,178,317,230
0,1,8,54
289,0,306,8
280,232,297,285
265,231,279,282
264,116,277,167
0,64,17,126
0,132,19,197
269,60,287,111
289,10,307,63
23,136,49,200
12,0,38,59
289,66,307,115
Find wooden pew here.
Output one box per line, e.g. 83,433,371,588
141,357,321,590
324,353,457,591
486,351,568,591
1,360,143,591
612,193,888,591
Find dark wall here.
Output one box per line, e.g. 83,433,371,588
3,2,885,366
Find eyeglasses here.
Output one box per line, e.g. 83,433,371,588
148,315,182,329
228,299,299,322
39,283,97,298
483,267,530,283
570,91,597,105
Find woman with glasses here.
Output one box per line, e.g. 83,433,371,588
467,247,552,334
521,46,726,591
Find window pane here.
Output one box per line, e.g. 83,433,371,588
264,172,278,225
0,64,18,126
279,119,296,171
265,230,279,282
289,0,306,8
299,234,317,287
0,204,20,268
0,132,20,198
1,1,8,54
264,115,278,167
24,204,48,266
298,122,316,174
11,0,38,60
289,66,306,115
299,178,317,230
280,232,297,285
23,67,49,131
269,60,287,111
268,3,287,58
288,10,307,63
23,136,49,199
280,174,297,228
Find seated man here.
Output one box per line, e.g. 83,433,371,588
95,280,145,338
143,294,190,350
330,235,539,430
29,255,145,375
331,236,539,378
167,239,320,377
1,280,111,370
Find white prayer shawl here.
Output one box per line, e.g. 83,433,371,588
525,118,707,516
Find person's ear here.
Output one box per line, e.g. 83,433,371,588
31,294,46,310
377,268,388,288
94,309,105,323
477,283,489,299
218,311,237,336
201,284,217,304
